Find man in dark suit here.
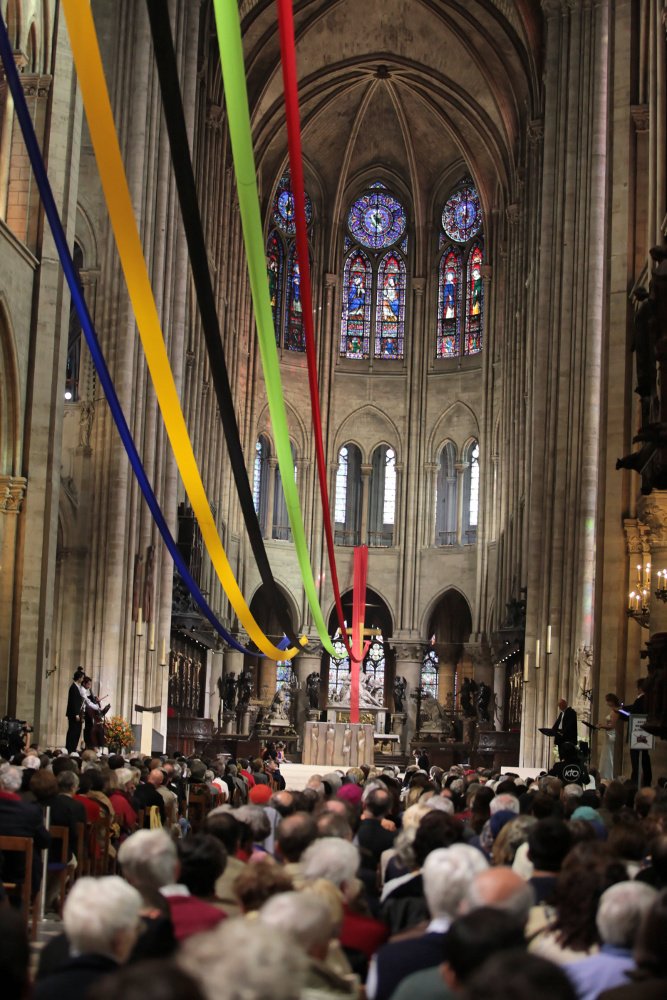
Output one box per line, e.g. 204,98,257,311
65,668,85,753
553,697,578,760
0,765,50,897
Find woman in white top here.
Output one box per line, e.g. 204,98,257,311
598,692,621,780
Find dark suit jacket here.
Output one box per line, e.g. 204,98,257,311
66,682,83,721
0,796,50,889
132,782,166,824
33,953,118,1000
47,794,86,861
374,931,447,1000
554,706,577,746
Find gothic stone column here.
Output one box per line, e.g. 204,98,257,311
394,640,424,752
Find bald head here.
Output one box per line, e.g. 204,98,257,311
276,813,318,863
463,866,535,925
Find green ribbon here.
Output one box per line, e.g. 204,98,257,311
212,0,336,658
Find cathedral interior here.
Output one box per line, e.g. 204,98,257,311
1,0,667,774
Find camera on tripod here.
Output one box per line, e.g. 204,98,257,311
0,716,33,758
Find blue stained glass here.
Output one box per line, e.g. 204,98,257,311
341,251,372,358
369,181,387,189
464,243,483,355
344,235,353,253
348,191,407,250
400,235,409,254
266,230,284,345
285,244,306,352
375,252,406,359
272,172,313,236
436,247,462,358
442,183,482,244
421,649,439,699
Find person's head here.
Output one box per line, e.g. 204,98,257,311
463,867,535,925
464,951,578,1000
205,810,245,854
234,805,271,843
57,770,80,795
489,793,521,817
63,876,142,962
271,791,295,817
259,891,334,960
73,667,85,682
146,768,163,789
300,837,359,892
29,769,58,802
414,811,464,866
633,888,667,977
558,698,568,711
527,818,572,873
605,693,621,708
178,918,305,1000
596,881,657,948
115,768,138,795
442,908,526,990
83,676,92,690
0,764,22,793
177,834,226,898
422,845,488,920
491,816,536,867
94,961,206,1000
276,813,318,864
118,829,178,891
316,811,354,841
362,787,392,818
233,860,293,913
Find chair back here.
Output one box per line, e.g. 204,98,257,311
0,835,33,929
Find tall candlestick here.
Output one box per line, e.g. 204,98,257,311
645,563,651,589
637,564,643,588
628,591,635,611
149,622,155,651
546,625,552,654
523,652,529,683
160,637,166,666
136,606,143,637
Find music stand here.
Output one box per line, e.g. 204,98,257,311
538,726,560,768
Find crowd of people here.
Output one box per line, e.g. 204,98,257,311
2,741,667,1000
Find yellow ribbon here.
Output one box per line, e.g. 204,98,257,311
61,0,297,660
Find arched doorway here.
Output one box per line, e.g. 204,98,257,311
246,583,298,706
324,588,394,720
425,589,473,712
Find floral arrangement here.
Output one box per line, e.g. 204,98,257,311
105,715,134,750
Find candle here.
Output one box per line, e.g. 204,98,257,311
637,564,642,588
535,639,541,670
160,638,166,666
149,622,155,651
645,563,651,589
523,652,529,683
628,591,635,611
136,606,143,636
546,625,552,654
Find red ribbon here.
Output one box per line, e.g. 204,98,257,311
276,0,362,662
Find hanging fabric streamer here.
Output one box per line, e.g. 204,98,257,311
0,12,251,657
211,0,337,658
60,0,294,661
275,0,362,662
144,0,307,653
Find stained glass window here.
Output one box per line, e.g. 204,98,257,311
341,251,372,359
462,439,480,544
329,633,350,701
421,649,439,700
436,248,462,357
334,444,362,546
368,445,396,547
266,230,284,345
383,449,396,526
348,191,407,250
272,172,313,236
276,661,292,686
465,243,483,355
365,638,385,695
442,183,482,243
375,253,406,359
285,245,305,351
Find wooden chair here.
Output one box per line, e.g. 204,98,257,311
0,835,33,931
187,791,209,834
47,825,70,916
92,814,111,876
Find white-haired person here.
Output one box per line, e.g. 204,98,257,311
300,837,388,972
563,881,658,1000
33,876,142,1000
118,828,225,941
367,843,488,1000
260,890,357,998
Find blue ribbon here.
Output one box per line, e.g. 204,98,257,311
0,12,256,656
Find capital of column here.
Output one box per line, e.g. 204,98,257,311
631,104,650,134
424,462,438,474
0,475,27,514
360,463,373,478
412,278,426,296
394,640,425,662
454,462,469,475
480,264,493,283
324,273,338,289
506,204,520,226
623,517,651,555
206,102,224,132
268,458,279,471
540,0,565,19
638,494,667,548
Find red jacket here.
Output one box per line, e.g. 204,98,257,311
166,895,226,941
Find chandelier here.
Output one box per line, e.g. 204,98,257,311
627,560,667,628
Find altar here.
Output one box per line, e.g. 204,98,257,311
303,721,375,767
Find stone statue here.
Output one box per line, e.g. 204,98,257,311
326,723,335,765
306,672,321,710
237,670,254,707
223,672,237,710
460,678,478,718
393,675,407,712
267,686,289,721
310,723,319,761
632,287,658,429
357,726,366,760
419,692,451,733
342,725,352,763
477,681,491,723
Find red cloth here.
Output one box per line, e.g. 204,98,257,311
239,769,255,788
74,794,102,823
249,784,272,805
340,904,389,960
0,790,21,802
166,895,226,941
109,791,137,832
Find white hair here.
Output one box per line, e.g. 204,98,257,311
596,881,657,947
23,755,41,770
259,891,333,952
115,767,136,790
117,828,178,888
300,837,360,887
422,844,489,919
422,795,455,815
0,764,22,792
179,915,306,1000
63,876,141,954
562,784,583,800
489,793,520,816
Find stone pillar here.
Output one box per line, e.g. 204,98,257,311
265,458,278,539
258,658,277,705
455,463,468,545
294,651,322,736
394,640,424,751
359,463,372,544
